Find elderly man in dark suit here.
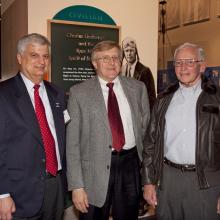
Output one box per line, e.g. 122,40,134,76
66,41,150,220
122,37,156,111
0,33,66,220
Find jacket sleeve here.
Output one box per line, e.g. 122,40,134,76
66,87,84,190
140,82,151,141
0,94,10,194
141,99,159,185
139,67,156,112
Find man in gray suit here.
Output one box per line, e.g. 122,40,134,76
66,41,150,220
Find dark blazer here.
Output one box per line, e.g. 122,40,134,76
133,62,156,111
0,73,66,217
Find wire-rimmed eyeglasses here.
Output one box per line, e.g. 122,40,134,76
96,56,121,64
173,59,202,67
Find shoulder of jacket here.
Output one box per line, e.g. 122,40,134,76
120,75,144,86
157,83,179,99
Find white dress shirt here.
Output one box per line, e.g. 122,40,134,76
21,73,62,170
122,60,137,77
164,80,202,164
99,76,136,150
127,60,137,78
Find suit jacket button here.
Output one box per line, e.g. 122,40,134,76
42,159,46,163
109,145,112,149
107,165,110,169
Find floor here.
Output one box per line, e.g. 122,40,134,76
64,206,157,220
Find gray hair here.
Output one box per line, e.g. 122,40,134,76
174,42,205,61
17,33,50,54
91,40,122,61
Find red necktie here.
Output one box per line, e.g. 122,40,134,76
34,84,58,176
106,83,125,151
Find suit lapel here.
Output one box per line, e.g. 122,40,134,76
14,74,43,145
133,62,141,80
119,76,139,138
91,77,111,133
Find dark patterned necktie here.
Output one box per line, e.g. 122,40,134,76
34,84,58,176
106,83,125,151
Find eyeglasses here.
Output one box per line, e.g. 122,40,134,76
173,59,201,67
96,56,121,63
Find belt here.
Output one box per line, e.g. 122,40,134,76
46,170,62,179
112,146,137,156
164,158,196,172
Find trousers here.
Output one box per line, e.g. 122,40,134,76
157,164,220,220
80,147,141,220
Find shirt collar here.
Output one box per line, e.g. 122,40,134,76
179,79,201,92
98,76,120,88
20,72,45,92
127,60,137,70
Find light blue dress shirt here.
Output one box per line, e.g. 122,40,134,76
164,80,202,164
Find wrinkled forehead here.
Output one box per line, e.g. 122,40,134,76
21,42,49,54
95,47,120,57
175,47,199,60
123,45,136,51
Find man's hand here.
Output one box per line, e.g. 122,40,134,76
0,197,16,220
143,184,157,208
72,188,89,213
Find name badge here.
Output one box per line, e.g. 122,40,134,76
63,109,71,124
